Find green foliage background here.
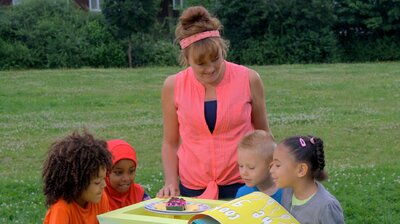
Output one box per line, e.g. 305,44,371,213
1,0,400,69
213,0,400,64
0,0,126,69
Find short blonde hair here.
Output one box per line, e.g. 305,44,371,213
238,130,276,162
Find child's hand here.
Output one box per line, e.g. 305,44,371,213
157,184,180,198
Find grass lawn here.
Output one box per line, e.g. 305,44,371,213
0,62,399,223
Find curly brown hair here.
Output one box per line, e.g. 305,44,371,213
42,130,112,207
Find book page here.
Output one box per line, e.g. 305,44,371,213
189,192,299,224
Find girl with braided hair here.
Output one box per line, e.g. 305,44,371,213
42,130,112,224
270,135,344,224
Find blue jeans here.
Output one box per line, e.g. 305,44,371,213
179,182,244,200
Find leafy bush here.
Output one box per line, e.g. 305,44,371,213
1,0,399,68
0,39,32,70
130,34,179,67
102,0,160,67
214,0,269,62
79,15,126,67
215,0,338,64
241,28,339,65
338,35,400,62
334,0,400,62
0,0,125,69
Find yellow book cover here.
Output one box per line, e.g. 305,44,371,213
189,192,299,224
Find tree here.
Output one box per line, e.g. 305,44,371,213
183,0,217,10
334,0,400,61
215,0,337,64
214,0,269,62
102,0,159,68
0,0,125,69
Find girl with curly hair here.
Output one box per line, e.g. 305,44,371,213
42,130,112,224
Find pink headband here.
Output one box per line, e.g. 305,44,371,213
179,30,220,49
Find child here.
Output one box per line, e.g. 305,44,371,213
42,130,112,224
236,130,283,203
105,139,150,211
270,135,345,224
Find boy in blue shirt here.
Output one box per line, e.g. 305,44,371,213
236,130,282,203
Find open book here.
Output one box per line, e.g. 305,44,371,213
189,192,299,224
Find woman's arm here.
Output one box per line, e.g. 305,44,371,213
248,69,274,139
156,75,181,198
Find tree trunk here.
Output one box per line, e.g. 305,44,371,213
128,38,132,68
168,2,174,39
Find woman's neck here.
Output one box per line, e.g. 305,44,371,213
292,179,318,200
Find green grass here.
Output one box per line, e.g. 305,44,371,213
0,63,399,223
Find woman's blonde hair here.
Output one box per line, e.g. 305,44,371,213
175,6,228,67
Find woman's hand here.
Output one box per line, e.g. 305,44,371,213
156,183,180,198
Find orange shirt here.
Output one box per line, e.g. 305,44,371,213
174,61,252,199
43,191,109,224
105,180,145,211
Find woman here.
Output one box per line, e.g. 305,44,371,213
157,6,273,200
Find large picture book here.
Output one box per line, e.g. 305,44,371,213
189,192,299,224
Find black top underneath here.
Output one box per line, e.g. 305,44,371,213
204,100,217,133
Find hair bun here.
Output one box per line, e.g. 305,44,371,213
180,6,210,28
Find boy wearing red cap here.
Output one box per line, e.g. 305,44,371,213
105,139,150,211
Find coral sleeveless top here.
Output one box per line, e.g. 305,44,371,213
174,61,253,199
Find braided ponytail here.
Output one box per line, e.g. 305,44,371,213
310,136,328,181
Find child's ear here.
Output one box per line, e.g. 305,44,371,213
296,163,309,178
